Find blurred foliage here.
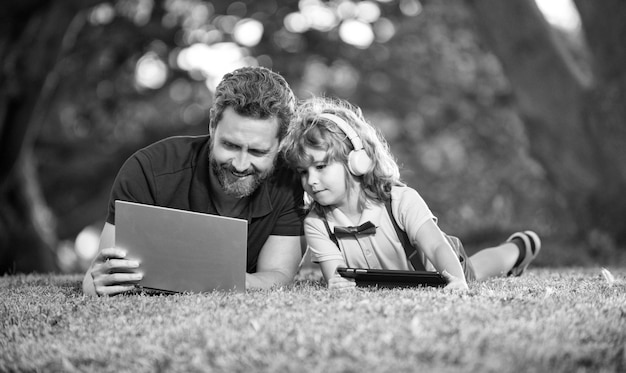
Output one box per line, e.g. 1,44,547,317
33,0,566,255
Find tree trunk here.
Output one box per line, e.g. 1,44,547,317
465,0,626,244
0,152,58,273
573,0,626,243
0,1,90,273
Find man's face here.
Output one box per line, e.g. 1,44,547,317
209,107,280,198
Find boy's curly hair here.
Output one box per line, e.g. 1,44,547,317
282,96,404,215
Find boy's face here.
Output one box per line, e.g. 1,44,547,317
209,107,280,198
297,147,356,211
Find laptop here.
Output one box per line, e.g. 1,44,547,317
115,200,247,293
337,267,446,288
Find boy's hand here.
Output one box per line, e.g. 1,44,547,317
328,273,356,291
441,270,469,291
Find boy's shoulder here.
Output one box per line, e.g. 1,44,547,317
390,186,432,219
304,209,323,223
390,185,421,202
303,210,331,235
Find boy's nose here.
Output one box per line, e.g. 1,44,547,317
306,172,318,186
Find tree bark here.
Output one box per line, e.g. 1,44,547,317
0,152,58,273
573,0,626,242
465,0,626,243
0,1,92,273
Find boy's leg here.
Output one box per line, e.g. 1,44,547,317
469,243,519,281
469,231,541,281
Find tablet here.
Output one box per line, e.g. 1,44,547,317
337,267,446,288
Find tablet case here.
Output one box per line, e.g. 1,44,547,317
337,267,446,288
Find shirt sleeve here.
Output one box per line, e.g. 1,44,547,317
391,187,437,245
106,152,156,224
304,214,345,263
270,202,305,236
269,169,305,236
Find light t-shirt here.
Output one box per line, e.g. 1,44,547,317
304,186,437,271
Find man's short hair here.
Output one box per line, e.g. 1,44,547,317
209,66,296,140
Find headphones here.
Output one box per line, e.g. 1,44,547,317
318,113,373,176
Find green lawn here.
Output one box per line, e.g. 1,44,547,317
1,267,625,373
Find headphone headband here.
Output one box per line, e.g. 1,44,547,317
318,113,364,151
317,112,372,176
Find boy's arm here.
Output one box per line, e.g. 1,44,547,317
319,259,356,290
302,216,356,289
414,219,468,289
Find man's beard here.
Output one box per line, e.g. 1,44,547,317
209,153,275,198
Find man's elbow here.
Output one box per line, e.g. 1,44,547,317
245,269,295,290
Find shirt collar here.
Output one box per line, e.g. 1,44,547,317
325,200,385,229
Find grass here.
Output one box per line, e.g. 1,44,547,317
1,267,625,373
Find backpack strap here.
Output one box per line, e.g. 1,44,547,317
320,199,426,271
384,199,426,271
322,217,340,248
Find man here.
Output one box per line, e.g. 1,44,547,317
83,66,305,296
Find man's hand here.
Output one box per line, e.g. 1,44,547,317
88,247,143,296
83,222,143,296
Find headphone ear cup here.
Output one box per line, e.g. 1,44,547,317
348,149,373,176
317,112,372,176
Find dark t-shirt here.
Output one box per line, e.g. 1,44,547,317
107,135,305,272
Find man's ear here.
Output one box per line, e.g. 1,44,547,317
208,108,215,134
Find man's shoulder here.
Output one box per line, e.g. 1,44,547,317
268,158,301,190
134,135,210,174
139,135,209,156
259,160,304,219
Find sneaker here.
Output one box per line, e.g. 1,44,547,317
506,230,541,276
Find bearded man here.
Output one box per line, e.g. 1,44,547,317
83,67,304,296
